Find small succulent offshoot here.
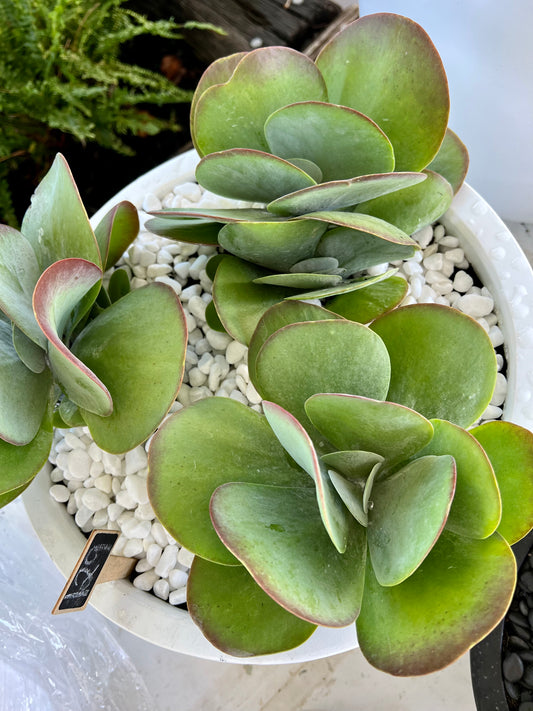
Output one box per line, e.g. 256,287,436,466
0,154,188,507
148,301,533,675
146,13,469,344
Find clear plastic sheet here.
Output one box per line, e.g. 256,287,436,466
0,500,155,711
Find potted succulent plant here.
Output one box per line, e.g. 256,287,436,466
0,155,188,508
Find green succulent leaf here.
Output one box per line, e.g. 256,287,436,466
145,217,222,245
148,397,312,565
0,423,52,507
58,398,86,427
211,482,366,626
268,173,426,217
33,259,111,417
204,299,226,332
253,319,391,432
107,268,131,304
357,530,516,676
196,149,317,203
187,556,316,657
218,219,327,272
427,128,469,194
368,455,456,586
0,320,52,445
322,450,384,483
212,256,295,344
287,158,323,183
418,419,501,540
316,13,449,171
150,208,276,223
354,170,453,235
305,394,434,463
371,304,497,427
284,269,398,301
72,282,187,453
12,325,46,373
316,226,417,276
94,201,139,271
0,481,31,508
193,47,327,156
301,211,415,246
263,401,350,553
264,101,395,181
254,272,342,289
326,275,408,323
328,469,368,526
21,154,101,270
471,421,533,545
0,225,45,347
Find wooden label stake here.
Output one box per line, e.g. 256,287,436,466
52,530,136,615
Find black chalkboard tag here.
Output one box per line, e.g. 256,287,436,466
52,530,136,614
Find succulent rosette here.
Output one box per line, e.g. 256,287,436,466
148,301,533,675
0,154,188,507
146,13,469,344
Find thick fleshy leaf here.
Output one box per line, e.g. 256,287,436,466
107,268,131,303
253,272,342,289
196,149,316,203
268,173,426,217
363,462,381,516
284,269,398,301
193,47,327,155
145,217,221,245
471,421,533,545
327,276,408,323
322,450,384,483
211,482,366,626
264,101,394,181
33,259,111,417
94,201,139,270
418,419,501,540
263,401,350,553
218,219,327,272
368,455,456,586
287,158,323,183
316,226,417,276
371,304,497,427
58,398,86,427
204,299,226,332
0,424,53,504
316,14,449,171
357,530,516,676
0,225,45,346
212,256,294,344
290,257,340,274
354,170,453,234
147,397,312,565
305,394,433,463
427,128,469,193
21,154,101,269
247,300,344,384
0,320,52,445
301,211,415,246
188,557,316,657
328,469,368,526
150,208,276,223
12,326,46,373
253,319,391,431
0,481,31,508
72,282,187,453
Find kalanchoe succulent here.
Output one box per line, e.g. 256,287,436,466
148,301,533,675
0,154,187,507
146,13,469,344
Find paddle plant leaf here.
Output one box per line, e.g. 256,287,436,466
196,149,317,203
284,270,398,301
58,398,86,428
316,13,449,171
327,275,408,323
21,153,101,269
354,170,454,235
253,272,342,289
211,482,366,626
268,173,426,217
418,419,501,540
33,259,111,417
148,397,312,565
301,211,415,246
218,219,327,272
150,208,276,223
368,455,456,586
264,101,394,181
253,319,391,432
187,557,316,657
427,128,469,194
12,326,46,374
193,47,327,156
0,423,53,507
305,394,434,463
107,268,131,304
0,225,45,347
328,469,367,526
144,217,222,245
371,304,497,427
357,530,516,676
0,320,52,445
94,200,139,271
287,158,323,183
72,282,187,453
263,401,350,553
204,299,226,332
471,421,533,545
321,451,384,483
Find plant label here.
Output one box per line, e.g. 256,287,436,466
52,530,136,614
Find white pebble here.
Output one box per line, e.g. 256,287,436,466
168,568,189,589
452,270,473,293
49,484,70,503
75,505,93,528
169,588,188,606
205,329,232,351
88,442,103,462
423,253,443,271
121,518,151,540
155,545,179,578
102,451,123,477
142,194,162,212
482,404,503,421
123,538,144,558
94,474,113,495
188,367,207,387
82,488,110,512
173,181,202,202
125,474,149,505
115,490,137,510
197,352,214,375
66,449,92,480
93,509,108,529
64,432,84,449
133,570,159,591
124,446,148,476
135,558,154,573
489,325,504,348
455,294,494,319
146,543,163,567
490,373,508,407
177,546,195,568
412,225,433,248
135,502,155,521
226,340,247,365
108,503,125,522
153,578,170,601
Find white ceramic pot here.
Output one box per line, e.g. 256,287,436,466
23,150,533,664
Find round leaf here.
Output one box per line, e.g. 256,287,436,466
302,211,415,246
427,128,469,194
0,424,53,502
145,217,222,245
326,276,408,323
253,272,342,289
94,201,139,270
